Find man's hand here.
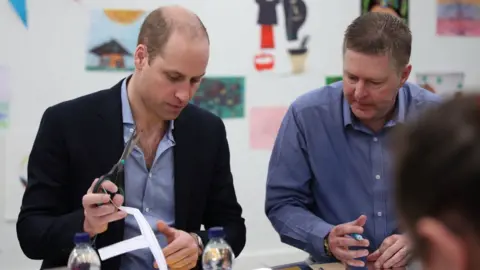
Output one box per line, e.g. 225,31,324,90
328,215,370,267
154,221,199,270
82,178,127,237
367,234,410,268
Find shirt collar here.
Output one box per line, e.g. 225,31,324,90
120,78,175,136
342,86,406,128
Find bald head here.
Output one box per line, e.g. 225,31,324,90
137,5,209,62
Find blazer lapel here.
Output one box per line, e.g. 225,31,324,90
94,79,127,249
172,106,194,230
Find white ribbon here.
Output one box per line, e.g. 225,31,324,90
97,206,168,270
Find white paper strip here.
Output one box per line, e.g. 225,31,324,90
97,235,148,260
97,206,168,270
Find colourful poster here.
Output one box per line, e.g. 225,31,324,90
191,77,245,119
326,75,343,85
436,0,480,36
253,0,310,75
361,0,409,25
249,106,287,150
0,66,11,130
416,72,465,95
86,9,148,71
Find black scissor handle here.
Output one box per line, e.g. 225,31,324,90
93,175,124,206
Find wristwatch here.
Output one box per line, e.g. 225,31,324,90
190,232,204,256
323,232,333,257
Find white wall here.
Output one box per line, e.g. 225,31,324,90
0,0,478,269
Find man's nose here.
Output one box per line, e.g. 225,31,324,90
175,88,191,104
354,81,367,100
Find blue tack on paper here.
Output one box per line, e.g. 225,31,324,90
8,0,27,28
350,233,364,241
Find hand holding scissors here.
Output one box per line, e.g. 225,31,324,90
82,129,139,237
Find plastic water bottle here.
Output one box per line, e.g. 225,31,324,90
202,227,234,270
67,232,101,270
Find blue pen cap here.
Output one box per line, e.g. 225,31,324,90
73,232,91,244
208,227,225,239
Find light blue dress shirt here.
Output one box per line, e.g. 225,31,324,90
265,81,441,263
118,78,176,270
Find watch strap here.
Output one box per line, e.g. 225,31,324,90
323,232,333,257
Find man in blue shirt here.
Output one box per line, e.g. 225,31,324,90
265,12,441,268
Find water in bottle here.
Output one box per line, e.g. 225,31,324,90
67,232,101,270
202,227,235,270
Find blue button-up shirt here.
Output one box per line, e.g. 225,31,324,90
118,78,176,270
265,81,441,262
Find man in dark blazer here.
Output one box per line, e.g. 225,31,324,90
16,5,246,270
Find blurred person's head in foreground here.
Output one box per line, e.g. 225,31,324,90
393,93,480,270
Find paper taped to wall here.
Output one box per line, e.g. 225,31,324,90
249,107,287,150
416,72,465,95
97,206,168,270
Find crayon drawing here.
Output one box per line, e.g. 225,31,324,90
361,0,409,25
250,107,287,150
416,72,465,95
0,66,11,130
437,0,480,36
191,77,245,119
86,9,148,71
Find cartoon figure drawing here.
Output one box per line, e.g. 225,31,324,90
254,0,310,75
254,0,281,71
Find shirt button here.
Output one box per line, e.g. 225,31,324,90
373,137,378,142
375,174,381,180
129,128,134,133
148,173,152,178
145,208,150,212
377,212,382,217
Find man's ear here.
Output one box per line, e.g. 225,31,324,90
134,44,148,71
399,64,412,86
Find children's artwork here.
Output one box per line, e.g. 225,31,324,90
86,9,148,71
326,75,343,85
249,107,288,150
191,77,245,119
0,66,11,130
254,0,310,75
416,72,465,95
8,0,27,28
361,0,409,25
436,0,480,36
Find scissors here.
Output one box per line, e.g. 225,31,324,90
93,128,140,207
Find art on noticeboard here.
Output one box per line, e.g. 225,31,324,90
86,9,148,72
0,66,11,130
416,72,465,96
191,77,245,119
253,0,310,75
249,106,287,150
361,0,409,25
436,0,480,36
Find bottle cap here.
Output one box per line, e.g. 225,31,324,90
208,227,225,238
74,232,91,244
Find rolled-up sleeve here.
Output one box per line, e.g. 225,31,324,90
265,104,333,258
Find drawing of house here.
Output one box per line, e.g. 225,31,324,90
89,39,132,69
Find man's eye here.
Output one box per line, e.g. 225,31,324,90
168,75,181,82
